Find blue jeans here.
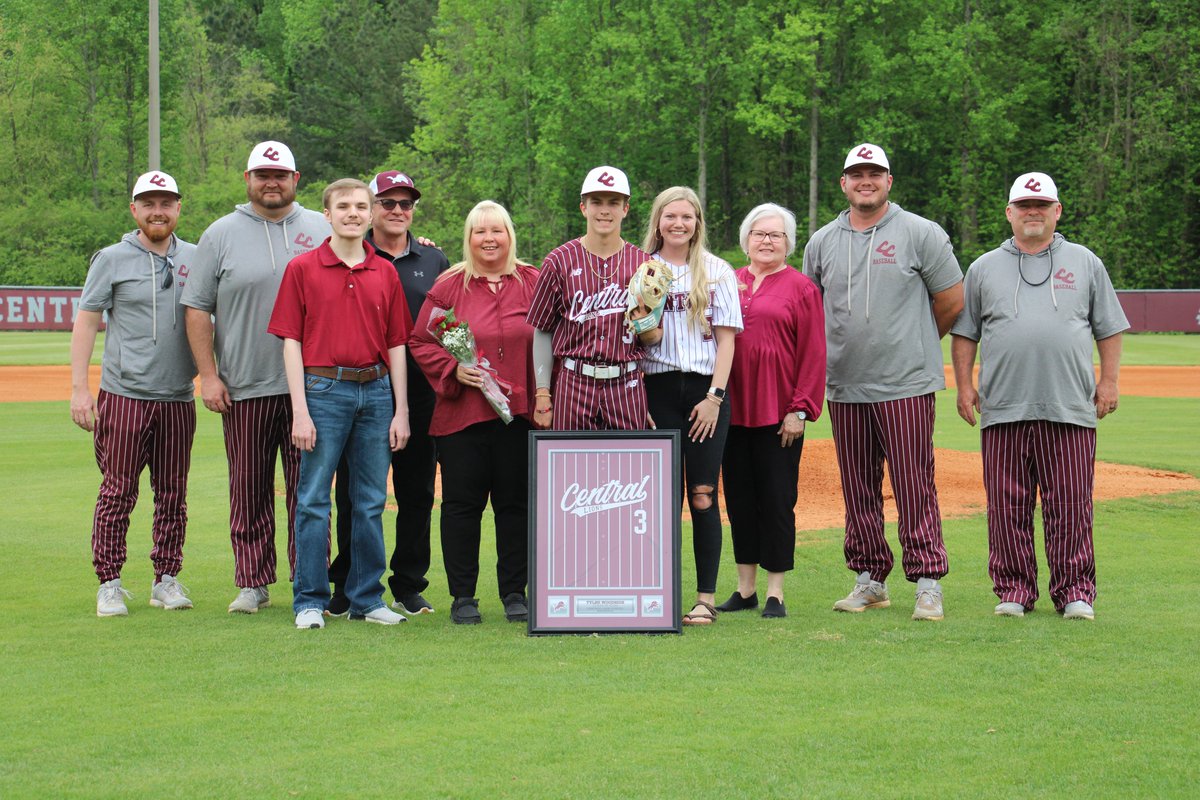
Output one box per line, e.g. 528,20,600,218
292,373,393,615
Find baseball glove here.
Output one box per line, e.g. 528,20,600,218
625,260,675,335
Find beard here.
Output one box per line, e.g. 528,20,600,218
139,220,176,243
249,185,296,209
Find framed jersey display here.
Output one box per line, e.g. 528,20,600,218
528,431,681,634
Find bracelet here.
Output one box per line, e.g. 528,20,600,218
704,394,723,405
535,389,551,397
536,406,553,414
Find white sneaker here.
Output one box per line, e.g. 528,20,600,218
912,578,944,621
228,586,270,614
150,575,193,610
1062,600,1095,620
351,606,407,626
833,571,890,612
97,579,133,617
295,609,325,629
994,601,1026,617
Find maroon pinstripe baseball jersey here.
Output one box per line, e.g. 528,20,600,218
526,239,649,363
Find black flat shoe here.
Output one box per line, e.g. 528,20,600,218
715,591,759,612
451,597,482,625
502,592,528,622
762,596,787,618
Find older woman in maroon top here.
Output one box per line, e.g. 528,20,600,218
410,200,543,625
718,203,826,619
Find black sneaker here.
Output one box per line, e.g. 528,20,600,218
715,591,759,612
502,592,529,622
393,592,435,615
450,597,482,625
326,592,350,617
762,596,787,618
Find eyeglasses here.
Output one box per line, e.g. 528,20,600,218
376,198,417,211
748,230,786,243
160,258,174,290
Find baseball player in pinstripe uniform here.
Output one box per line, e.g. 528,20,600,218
71,171,198,616
526,166,658,430
951,172,1128,621
803,143,964,621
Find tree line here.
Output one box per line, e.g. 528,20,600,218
1,0,1195,288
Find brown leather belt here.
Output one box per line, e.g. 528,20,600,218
305,364,388,383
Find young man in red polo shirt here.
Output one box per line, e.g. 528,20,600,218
268,178,412,629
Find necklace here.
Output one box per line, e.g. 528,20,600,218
590,256,617,281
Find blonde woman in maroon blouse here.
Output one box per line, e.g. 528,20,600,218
409,201,543,625
718,203,826,619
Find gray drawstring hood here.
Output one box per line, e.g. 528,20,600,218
1001,232,1064,317
180,201,330,400
832,202,903,323
118,231,180,345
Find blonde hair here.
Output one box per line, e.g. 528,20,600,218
642,186,711,332
443,200,528,290
322,178,372,209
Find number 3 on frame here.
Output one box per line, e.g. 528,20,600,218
633,509,647,535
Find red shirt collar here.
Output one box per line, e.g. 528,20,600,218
315,237,380,270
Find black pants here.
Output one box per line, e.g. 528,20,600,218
645,371,729,594
722,423,804,573
436,417,531,599
331,399,436,599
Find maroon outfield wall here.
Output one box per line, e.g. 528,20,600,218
1116,291,1200,333
2,286,1197,333
0,287,89,331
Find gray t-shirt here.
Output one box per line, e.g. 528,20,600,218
952,233,1129,429
79,232,198,402
180,203,330,400
803,203,962,403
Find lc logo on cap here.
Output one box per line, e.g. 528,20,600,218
131,171,180,200
843,142,890,172
581,165,630,197
246,140,297,173
1008,172,1059,203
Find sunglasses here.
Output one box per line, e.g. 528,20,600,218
160,258,174,290
375,198,417,211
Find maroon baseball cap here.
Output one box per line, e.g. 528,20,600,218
369,171,422,200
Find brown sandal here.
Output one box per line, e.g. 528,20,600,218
682,601,718,626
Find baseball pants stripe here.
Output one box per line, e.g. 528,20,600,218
829,394,947,583
982,420,1097,610
553,366,648,431
222,394,300,588
92,391,196,582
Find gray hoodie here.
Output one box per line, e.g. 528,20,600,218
180,202,330,400
952,233,1129,428
79,232,198,402
803,203,962,403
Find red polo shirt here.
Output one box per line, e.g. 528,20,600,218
268,238,412,368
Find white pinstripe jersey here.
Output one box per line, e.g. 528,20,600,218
640,251,743,376
526,239,649,363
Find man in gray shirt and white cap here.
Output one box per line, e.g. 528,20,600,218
952,172,1128,621
181,141,331,614
804,143,964,621
71,171,198,617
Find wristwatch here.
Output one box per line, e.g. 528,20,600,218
793,411,807,421
707,387,726,400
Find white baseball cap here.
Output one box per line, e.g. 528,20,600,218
246,140,297,172
843,143,890,172
581,165,630,197
131,171,180,200
1008,172,1059,203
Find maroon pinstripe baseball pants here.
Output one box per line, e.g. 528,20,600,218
221,394,300,588
828,394,947,583
91,390,196,583
553,366,648,431
981,420,1097,611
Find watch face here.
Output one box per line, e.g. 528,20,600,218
709,387,726,398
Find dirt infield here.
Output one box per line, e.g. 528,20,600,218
6,364,1197,532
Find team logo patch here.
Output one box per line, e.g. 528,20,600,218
262,146,281,162
548,597,570,617
597,171,617,188
857,146,874,160
1053,268,1076,290
149,174,167,188
294,233,315,250
1024,177,1043,193
873,240,897,265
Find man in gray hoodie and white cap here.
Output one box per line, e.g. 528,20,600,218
181,141,331,614
803,143,964,621
951,172,1127,622
72,171,198,617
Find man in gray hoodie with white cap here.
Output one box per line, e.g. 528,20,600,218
72,171,198,617
803,143,964,622
181,140,331,614
951,172,1127,622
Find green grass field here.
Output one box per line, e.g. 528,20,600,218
1,333,1197,798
